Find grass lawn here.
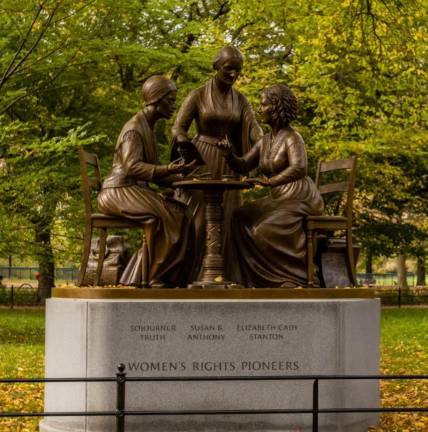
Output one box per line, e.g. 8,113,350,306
0,308,44,431
0,307,427,431
371,308,428,431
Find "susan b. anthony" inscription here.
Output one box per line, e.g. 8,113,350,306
186,323,225,341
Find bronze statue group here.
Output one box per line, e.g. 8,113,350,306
98,46,324,289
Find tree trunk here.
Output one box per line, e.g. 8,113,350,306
365,250,373,274
34,221,55,301
396,253,409,291
365,250,374,284
416,253,426,286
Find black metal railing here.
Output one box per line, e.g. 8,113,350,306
357,272,421,287
0,267,424,287
0,283,42,307
1,366,427,431
0,266,78,281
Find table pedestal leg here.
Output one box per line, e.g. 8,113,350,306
189,190,228,289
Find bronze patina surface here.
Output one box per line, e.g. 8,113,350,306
171,46,263,282
173,179,250,289
96,75,195,288
219,84,324,288
77,47,358,290
53,286,375,300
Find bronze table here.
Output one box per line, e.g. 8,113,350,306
173,179,249,289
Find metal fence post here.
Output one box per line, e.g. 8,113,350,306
312,378,319,432
10,285,14,309
116,363,126,432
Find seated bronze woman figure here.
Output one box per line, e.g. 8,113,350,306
220,84,324,288
97,75,194,287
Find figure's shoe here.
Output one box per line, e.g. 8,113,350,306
149,280,166,288
280,280,299,288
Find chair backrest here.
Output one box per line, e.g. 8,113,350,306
79,149,102,219
315,156,357,222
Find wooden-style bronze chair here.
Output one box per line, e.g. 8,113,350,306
78,149,155,287
306,156,358,288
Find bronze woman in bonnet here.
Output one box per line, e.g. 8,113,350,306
172,45,262,278
220,84,324,287
98,75,194,287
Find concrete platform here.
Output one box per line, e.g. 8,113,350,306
40,289,380,432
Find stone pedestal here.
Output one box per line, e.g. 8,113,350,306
40,289,380,432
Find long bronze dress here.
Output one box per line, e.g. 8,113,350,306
97,111,191,286
226,127,324,287
172,78,262,278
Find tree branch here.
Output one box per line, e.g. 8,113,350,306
0,1,63,96
10,44,65,79
0,2,46,92
231,21,255,42
0,50,79,116
52,0,97,25
213,1,230,20
4,1,63,83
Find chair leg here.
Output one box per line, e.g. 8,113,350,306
307,229,315,288
78,224,93,287
345,229,357,287
141,221,156,287
141,239,149,288
95,229,107,286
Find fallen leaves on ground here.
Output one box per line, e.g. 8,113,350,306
0,308,427,431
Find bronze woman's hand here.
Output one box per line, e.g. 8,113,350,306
175,134,190,145
247,176,271,187
167,159,197,174
217,135,233,157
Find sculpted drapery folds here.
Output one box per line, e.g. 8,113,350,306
221,84,324,288
172,46,263,279
97,76,194,287
97,59,323,288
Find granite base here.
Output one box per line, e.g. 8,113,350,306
40,296,380,432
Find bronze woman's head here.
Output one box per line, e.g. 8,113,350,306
261,84,297,127
213,45,244,87
143,75,177,104
142,75,177,119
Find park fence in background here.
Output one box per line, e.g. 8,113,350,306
0,284,42,307
357,272,422,287
0,366,427,432
0,266,78,282
0,268,427,308
0,267,423,287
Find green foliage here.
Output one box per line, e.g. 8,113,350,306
0,0,427,277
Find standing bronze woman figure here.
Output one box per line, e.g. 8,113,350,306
98,75,194,287
172,45,262,278
221,84,324,288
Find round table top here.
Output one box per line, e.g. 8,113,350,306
173,178,251,190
